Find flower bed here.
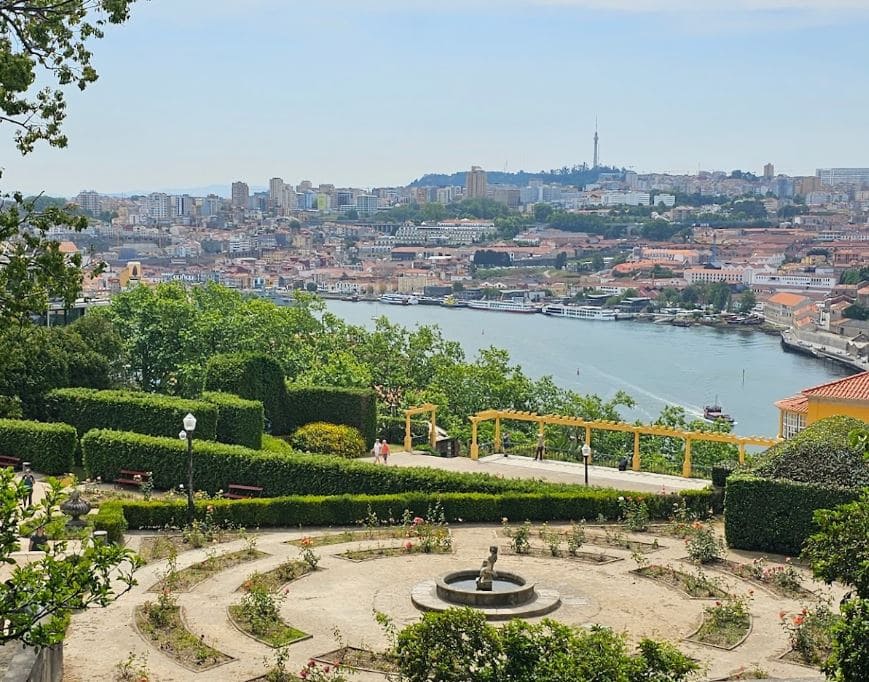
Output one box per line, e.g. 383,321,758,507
313,646,399,675
686,593,753,650
337,543,451,562
149,548,267,592
286,527,411,548
779,603,838,668
134,601,232,671
705,557,815,599
499,546,622,564
137,530,250,563
632,565,728,599
227,603,310,648
239,560,314,593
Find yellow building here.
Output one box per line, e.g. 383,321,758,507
775,372,869,438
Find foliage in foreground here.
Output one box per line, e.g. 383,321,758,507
395,608,697,682
0,468,140,646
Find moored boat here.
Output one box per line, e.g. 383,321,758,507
379,293,419,305
542,304,618,321
467,299,539,314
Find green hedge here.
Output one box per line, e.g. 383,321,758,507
80,428,719,519
201,391,263,450
101,488,719,531
285,385,377,447
724,474,860,555
44,388,218,444
0,419,76,474
204,353,289,434
92,503,128,544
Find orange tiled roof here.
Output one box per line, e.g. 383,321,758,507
775,395,808,414
802,371,869,402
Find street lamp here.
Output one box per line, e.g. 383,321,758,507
178,412,197,524
581,443,591,487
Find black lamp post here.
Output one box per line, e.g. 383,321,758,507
178,412,197,524
581,443,591,487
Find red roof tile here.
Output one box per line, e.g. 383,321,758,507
775,395,808,414
802,371,869,402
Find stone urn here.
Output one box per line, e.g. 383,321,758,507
60,490,92,527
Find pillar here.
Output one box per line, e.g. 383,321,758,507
429,408,437,448
470,419,479,460
633,430,640,471
682,438,693,478
494,417,501,452
404,413,412,452
778,411,784,439
738,442,746,465
584,426,591,462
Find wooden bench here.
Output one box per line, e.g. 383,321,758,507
115,469,150,487
0,455,22,470
226,483,263,500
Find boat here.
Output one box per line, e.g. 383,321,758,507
340,294,359,302
417,296,444,306
703,400,735,425
542,304,617,321
467,299,539,314
379,293,419,305
441,295,468,308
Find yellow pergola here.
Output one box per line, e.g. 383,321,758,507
467,408,780,477
403,403,438,451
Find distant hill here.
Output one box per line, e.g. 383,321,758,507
408,165,623,188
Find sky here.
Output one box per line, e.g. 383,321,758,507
1,0,868,196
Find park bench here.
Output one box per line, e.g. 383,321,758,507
0,455,22,470
115,469,150,487
226,483,264,500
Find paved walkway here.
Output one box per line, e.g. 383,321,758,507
364,451,709,493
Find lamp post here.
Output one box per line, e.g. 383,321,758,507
581,443,591,487
178,412,197,525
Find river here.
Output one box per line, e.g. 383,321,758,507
324,300,852,438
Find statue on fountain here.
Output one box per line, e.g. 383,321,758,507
476,545,498,591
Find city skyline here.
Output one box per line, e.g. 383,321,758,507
1,0,868,195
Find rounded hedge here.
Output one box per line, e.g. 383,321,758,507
290,421,366,459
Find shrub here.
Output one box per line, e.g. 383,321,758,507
824,597,869,682
204,353,290,435
201,391,263,450
81,428,719,519
290,422,366,459
93,502,128,544
284,385,377,448
751,415,869,488
44,388,218,443
724,475,858,555
685,522,724,564
0,418,76,474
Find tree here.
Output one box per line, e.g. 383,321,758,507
0,468,139,646
533,203,554,223
737,289,757,314
1,1,138,153
555,252,567,270
590,253,605,271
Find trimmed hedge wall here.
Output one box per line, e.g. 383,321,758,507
99,488,720,531
0,419,76,474
285,385,377,448
44,388,218,443
201,391,263,450
80,428,720,517
204,353,289,434
724,474,860,555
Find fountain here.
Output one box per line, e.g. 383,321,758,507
411,545,561,620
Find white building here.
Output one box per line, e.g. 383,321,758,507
146,193,170,221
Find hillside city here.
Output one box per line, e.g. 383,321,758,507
59,162,869,370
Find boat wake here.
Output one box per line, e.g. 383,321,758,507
580,366,705,419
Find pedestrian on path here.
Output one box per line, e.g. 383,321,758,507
29,526,48,552
21,468,35,507
535,434,545,461
372,439,383,464
381,441,390,465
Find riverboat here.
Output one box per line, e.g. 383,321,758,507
467,299,539,314
703,401,735,425
379,293,419,305
542,304,618,321
417,296,444,306
441,295,468,308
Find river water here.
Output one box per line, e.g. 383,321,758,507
324,300,851,438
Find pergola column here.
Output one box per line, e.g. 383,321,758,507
682,437,693,478
470,418,479,460
632,429,641,471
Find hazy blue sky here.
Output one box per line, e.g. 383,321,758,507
2,0,868,196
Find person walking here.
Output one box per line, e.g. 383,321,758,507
29,526,48,552
21,468,35,507
534,434,545,462
381,440,390,465
372,438,383,464
503,432,511,457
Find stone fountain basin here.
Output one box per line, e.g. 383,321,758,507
436,570,535,608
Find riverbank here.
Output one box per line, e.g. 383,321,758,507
780,329,868,372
